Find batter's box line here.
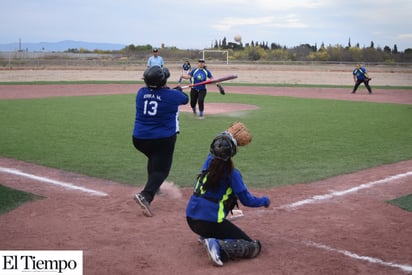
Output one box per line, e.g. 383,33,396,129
305,241,412,273
0,166,108,197
273,170,412,211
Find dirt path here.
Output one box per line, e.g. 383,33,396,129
1,80,412,274
1,157,411,275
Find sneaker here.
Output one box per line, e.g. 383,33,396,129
203,238,223,266
134,193,153,217
198,116,205,120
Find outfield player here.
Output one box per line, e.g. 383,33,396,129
133,66,188,217
352,64,372,94
186,131,271,266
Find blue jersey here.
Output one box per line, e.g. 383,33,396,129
186,154,269,223
353,67,368,80
147,56,164,68
133,87,188,139
189,68,212,90
182,62,191,72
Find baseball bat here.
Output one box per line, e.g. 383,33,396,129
180,74,238,89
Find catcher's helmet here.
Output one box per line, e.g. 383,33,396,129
143,66,170,89
210,131,237,161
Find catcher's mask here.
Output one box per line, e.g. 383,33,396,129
143,66,170,89
210,131,237,161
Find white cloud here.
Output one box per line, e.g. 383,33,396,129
212,15,307,31
398,34,412,39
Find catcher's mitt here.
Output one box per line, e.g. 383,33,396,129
216,83,225,95
226,121,252,146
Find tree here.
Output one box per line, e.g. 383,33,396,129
222,37,227,49
270,42,282,50
383,46,391,54
393,44,398,54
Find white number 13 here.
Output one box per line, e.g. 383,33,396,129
143,100,158,116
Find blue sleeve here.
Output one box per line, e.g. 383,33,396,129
237,190,270,207
174,89,189,104
230,169,270,207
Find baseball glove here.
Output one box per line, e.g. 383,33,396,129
226,121,252,146
216,83,225,95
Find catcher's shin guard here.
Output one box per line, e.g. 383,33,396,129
218,239,261,260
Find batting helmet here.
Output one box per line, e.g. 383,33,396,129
143,66,170,89
210,131,237,161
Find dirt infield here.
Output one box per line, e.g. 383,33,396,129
1,69,412,274
1,157,411,275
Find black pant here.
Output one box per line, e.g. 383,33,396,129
353,79,372,93
133,135,177,203
186,217,252,241
190,88,207,112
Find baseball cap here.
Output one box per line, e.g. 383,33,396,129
198,58,205,63
153,48,158,52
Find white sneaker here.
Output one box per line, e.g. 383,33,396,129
203,238,223,266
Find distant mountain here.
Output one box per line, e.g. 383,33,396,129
0,40,127,52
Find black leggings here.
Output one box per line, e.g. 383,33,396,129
186,217,252,241
190,88,207,112
353,79,372,93
133,135,177,203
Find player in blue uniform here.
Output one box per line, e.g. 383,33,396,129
133,66,188,217
186,131,271,266
352,64,372,94
177,59,191,85
146,48,164,68
181,59,213,119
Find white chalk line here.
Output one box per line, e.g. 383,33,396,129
305,241,412,273
0,167,107,197
260,171,412,271
278,170,412,210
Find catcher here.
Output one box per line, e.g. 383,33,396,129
185,122,270,267
351,64,372,94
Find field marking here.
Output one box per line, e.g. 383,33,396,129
278,171,412,210
0,167,107,197
305,241,412,273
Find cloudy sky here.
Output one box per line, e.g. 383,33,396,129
1,0,411,51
